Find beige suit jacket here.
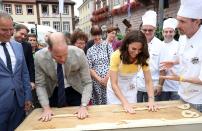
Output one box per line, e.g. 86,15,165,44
35,46,92,107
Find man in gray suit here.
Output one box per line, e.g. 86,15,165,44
0,11,32,130
35,32,92,121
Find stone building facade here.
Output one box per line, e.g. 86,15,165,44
92,0,180,34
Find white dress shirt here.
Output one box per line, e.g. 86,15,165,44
0,42,16,71
52,59,71,88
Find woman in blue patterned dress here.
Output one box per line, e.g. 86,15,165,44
87,26,113,105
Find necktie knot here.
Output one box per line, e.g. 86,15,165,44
1,42,12,73
57,63,62,70
1,42,6,46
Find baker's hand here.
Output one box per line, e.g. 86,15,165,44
39,106,54,122
75,106,89,119
147,98,158,112
24,100,33,112
154,85,162,96
123,102,135,114
160,61,175,70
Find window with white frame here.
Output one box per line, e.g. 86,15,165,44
15,5,22,15
4,4,12,14
63,21,70,32
96,0,101,9
87,3,89,8
53,21,60,32
28,22,35,24
124,0,132,3
42,21,50,26
102,0,107,6
27,5,33,15
114,0,120,6
52,5,58,14
63,5,69,15
41,4,49,15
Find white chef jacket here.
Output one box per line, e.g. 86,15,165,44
178,26,202,104
159,40,181,92
136,37,163,92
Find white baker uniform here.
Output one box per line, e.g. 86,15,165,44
136,37,163,92
178,26,202,104
159,40,181,91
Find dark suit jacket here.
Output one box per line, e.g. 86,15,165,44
84,40,94,54
0,40,32,112
21,41,35,82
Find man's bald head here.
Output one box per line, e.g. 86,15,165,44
48,32,68,64
47,32,67,49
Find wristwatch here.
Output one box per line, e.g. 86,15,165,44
81,103,87,107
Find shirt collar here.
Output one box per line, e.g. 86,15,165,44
187,26,202,44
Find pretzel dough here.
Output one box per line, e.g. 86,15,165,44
181,110,200,118
177,104,191,110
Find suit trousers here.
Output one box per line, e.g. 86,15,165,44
0,92,25,131
49,86,82,107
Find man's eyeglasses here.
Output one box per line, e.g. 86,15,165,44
142,29,154,33
75,41,85,45
163,30,174,34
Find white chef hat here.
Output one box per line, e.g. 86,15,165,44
163,18,178,30
142,10,157,27
177,0,202,19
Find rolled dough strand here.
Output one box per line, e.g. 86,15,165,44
181,110,200,118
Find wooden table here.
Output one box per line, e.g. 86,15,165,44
16,101,202,131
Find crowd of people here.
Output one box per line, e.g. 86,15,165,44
0,0,202,130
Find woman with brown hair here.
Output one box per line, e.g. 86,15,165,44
107,30,157,113
86,25,113,105
106,27,117,43
71,31,88,50
105,26,121,51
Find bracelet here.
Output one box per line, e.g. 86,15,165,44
81,103,88,107
148,96,154,99
179,75,184,82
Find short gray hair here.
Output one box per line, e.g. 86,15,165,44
47,35,53,48
0,10,13,20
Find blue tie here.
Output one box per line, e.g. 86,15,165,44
1,42,12,73
57,63,66,107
